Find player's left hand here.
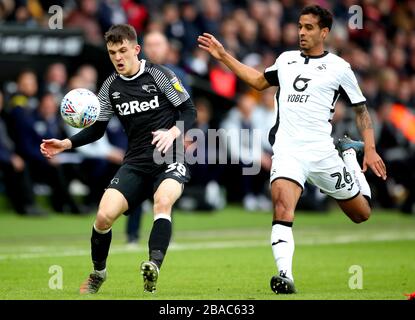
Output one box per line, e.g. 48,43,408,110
152,127,181,154
362,150,387,180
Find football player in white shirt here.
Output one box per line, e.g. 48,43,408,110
198,5,387,294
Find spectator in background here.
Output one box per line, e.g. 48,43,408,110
185,47,210,77
0,0,15,23
65,0,103,45
238,18,260,58
0,90,47,216
121,0,148,34
258,16,282,54
219,16,240,58
143,30,191,95
182,97,226,211
97,0,127,33
180,0,204,54
163,2,185,44
374,101,415,213
76,64,98,93
378,68,399,104
6,70,77,214
6,69,39,112
221,92,271,211
199,0,221,35
8,0,37,26
8,90,81,213
42,63,68,102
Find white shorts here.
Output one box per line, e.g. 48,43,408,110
270,146,360,201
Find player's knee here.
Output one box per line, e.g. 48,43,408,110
153,195,173,213
351,209,371,224
96,209,115,230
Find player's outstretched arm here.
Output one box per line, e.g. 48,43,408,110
353,103,387,180
41,121,109,159
40,138,72,159
198,33,270,91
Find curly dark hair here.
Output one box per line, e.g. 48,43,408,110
300,5,333,31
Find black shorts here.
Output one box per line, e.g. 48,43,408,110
107,161,190,213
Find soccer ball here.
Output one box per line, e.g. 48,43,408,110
60,88,100,128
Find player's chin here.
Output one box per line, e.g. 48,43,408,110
116,64,126,74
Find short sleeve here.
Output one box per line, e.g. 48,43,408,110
338,64,366,106
264,56,281,87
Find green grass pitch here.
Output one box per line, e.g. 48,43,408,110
0,206,414,300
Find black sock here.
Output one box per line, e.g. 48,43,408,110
91,226,112,271
148,218,172,269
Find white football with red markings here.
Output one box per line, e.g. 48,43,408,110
60,88,100,128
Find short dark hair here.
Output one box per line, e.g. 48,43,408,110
104,24,137,44
300,5,333,31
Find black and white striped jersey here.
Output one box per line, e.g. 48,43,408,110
97,59,190,165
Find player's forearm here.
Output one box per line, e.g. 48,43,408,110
61,139,72,150
69,121,108,149
176,99,197,134
354,104,376,152
220,51,269,91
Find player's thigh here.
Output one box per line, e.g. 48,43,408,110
154,178,183,205
152,162,190,213
96,188,129,228
270,149,306,221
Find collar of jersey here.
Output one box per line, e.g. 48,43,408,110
300,51,329,59
119,59,146,81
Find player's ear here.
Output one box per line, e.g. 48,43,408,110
135,44,141,55
321,27,329,40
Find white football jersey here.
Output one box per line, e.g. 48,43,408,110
264,50,365,153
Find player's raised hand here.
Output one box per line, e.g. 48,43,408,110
152,127,181,154
40,138,72,159
362,149,387,180
198,33,226,60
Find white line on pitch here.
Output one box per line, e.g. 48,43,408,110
0,231,414,261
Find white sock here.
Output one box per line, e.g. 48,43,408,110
93,223,112,234
154,213,171,222
342,149,371,199
271,223,295,281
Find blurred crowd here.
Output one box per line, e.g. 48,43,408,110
1,0,414,215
